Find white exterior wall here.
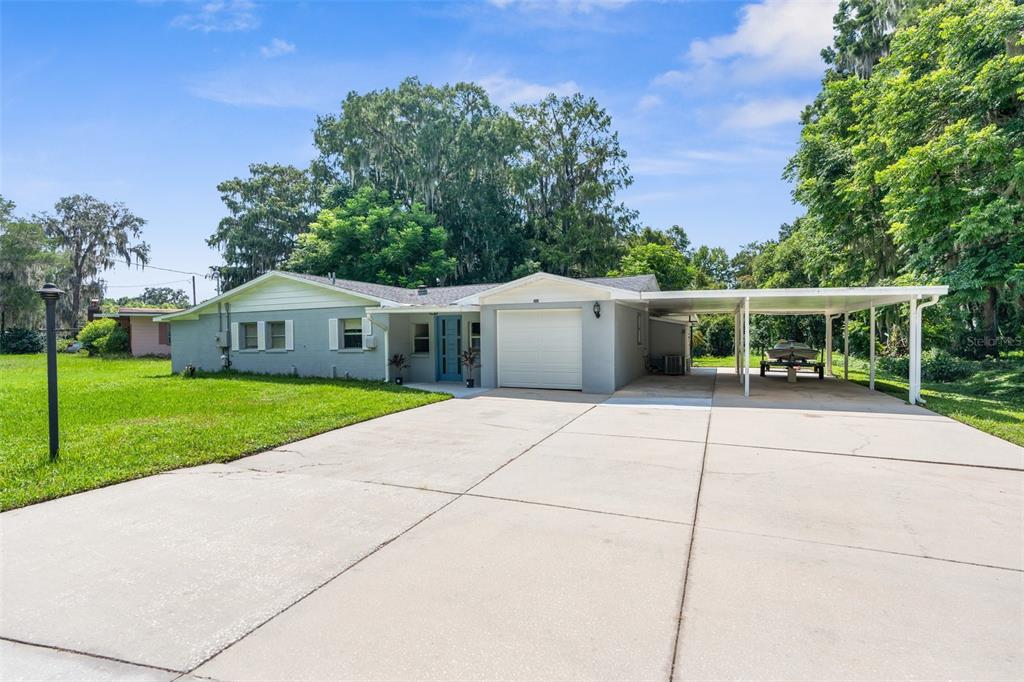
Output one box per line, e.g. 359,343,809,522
613,303,648,389
224,277,378,313
649,319,687,371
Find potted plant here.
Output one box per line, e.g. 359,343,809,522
460,347,479,388
388,353,409,385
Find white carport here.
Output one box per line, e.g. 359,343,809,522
642,286,948,404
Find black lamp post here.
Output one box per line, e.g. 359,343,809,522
36,283,63,462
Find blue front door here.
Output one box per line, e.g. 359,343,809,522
435,315,463,381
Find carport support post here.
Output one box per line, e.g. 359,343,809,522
913,294,921,401
734,310,742,383
869,306,876,390
825,313,833,376
843,312,849,380
743,297,750,397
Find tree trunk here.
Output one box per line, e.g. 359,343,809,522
982,285,999,358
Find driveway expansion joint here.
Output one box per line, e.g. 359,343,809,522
184,401,601,677
668,368,717,682
697,525,1024,573
0,635,184,676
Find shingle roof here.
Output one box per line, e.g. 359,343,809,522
285,271,660,306
117,307,184,315
582,274,660,292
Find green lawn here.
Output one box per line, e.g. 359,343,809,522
0,355,448,510
694,352,1024,447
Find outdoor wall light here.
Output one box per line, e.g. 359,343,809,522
593,301,601,318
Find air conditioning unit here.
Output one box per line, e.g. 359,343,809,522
664,355,683,376
215,332,229,348
363,334,377,350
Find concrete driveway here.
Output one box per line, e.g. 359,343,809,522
1,369,1021,681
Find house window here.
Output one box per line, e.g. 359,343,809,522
636,312,643,345
268,321,286,350
242,322,258,349
342,318,362,349
470,321,481,351
413,323,430,354
158,322,171,346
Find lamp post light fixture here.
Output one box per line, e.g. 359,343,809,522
36,282,63,462
592,301,601,318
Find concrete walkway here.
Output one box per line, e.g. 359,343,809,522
1,370,1021,680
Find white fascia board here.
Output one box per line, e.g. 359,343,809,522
644,285,948,301
367,305,480,315
454,272,638,305
154,271,401,322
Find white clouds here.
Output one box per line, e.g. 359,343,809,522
720,97,806,129
260,38,296,58
477,74,580,107
651,0,837,88
171,0,259,33
636,94,662,112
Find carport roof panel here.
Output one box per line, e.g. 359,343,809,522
642,286,948,315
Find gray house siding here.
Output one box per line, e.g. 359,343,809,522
170,305,385,380
480,301,615,394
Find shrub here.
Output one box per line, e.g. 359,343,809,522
77,318,118,353
877,350,977,383
878,355,909,377
77,318,129,355
921,349,976,382
95,324,129,355
0,327,43,354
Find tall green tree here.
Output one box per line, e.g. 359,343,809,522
313,78,524,283
39,194,148,328
784,0,1023,355
286,186,456,288
208,163,317,291
511,93,637,278
608,242,695,290
0,197,66,330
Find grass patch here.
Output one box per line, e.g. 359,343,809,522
842,353,1024,448
695,352,1024,447
0,354,448,510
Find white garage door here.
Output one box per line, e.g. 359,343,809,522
497,309,582,390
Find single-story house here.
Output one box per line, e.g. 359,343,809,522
155,270,947,402
93,307,181,357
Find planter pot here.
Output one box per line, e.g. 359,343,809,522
394,377,403,385
466,378,475,388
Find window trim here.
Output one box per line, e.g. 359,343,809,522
241,322,259,350
412,322,430,355
268,321,287,351
341,318,363,351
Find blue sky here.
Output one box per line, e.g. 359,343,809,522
2,0,838,300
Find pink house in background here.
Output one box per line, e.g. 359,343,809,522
93,307,182,357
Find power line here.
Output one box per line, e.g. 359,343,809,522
104,279,193,288
123,262,209,277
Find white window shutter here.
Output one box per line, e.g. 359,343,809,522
285,320,294,351
231,322,239,351
328,318,339,351
257,321,267,351
361,317,372,336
